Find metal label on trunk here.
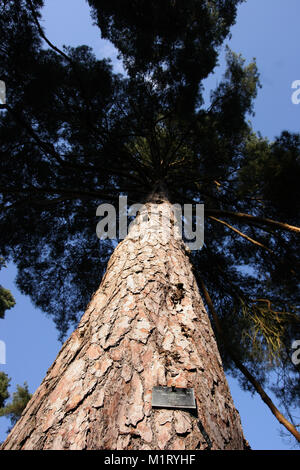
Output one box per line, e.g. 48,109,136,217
152,386,196,410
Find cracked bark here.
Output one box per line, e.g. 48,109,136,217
1,198,248,450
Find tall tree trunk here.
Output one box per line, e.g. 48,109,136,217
1,197,248,450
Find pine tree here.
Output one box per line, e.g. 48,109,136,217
0,373,31,432
0,0,299,448
0,258,15,319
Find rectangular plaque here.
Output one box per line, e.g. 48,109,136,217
152,386,196,410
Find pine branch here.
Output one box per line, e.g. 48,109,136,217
26,0,90,108
208,215,275,255
1,103,150,187
27,0,72,64
198,276,300,444
206,209,300,234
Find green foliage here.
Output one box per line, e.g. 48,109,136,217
239,298,298,364
239,131,300,222
0,257,15,318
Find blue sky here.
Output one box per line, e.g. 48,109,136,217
0,0,299,449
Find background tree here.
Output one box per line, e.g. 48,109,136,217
0,258,15,319
0,373,10,409
0,0,299,446
0,373,31,433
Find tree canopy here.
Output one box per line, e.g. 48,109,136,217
0,0,299,442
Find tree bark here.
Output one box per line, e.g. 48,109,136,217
1,198,248,450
